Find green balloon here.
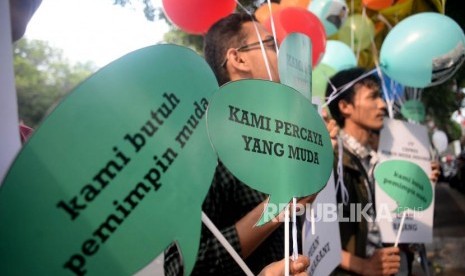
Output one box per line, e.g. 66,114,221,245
278,33,312,100
0,45,218,275
374,160,433,213
312,63,337,100
206,80,334,225
338,14,375,51
400,99,425,123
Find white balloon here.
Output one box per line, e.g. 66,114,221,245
432,130,448,153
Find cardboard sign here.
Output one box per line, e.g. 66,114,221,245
376,118,434,243
278,33,312,100
303,173,342,276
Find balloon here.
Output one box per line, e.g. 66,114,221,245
338,13,375,51
362,0,394,11
320,40,357,72
162,0,236,34
255,2,282,24
312,63,337,100
308,0,349,37
432,130,448,153
263,7,326,67
380,0,413,25
380,12,465,88
281,0,311,8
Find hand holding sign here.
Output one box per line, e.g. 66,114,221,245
0,45,218,275
206,80,333,226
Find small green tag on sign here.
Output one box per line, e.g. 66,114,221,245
374,160,433,213
400,100,425,123
206,80,333,225
0,45,218,275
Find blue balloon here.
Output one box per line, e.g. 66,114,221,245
320,40,357,71
380,12,465,88
309,0,348,37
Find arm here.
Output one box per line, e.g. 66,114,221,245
340,248,401,276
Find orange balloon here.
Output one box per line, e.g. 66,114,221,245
254,3,282,23
280,0,311,8
362,0,394,10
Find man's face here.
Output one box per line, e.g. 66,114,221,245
347,84,386,131
238,21,280,82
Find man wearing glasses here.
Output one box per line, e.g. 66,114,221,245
164,12,310,276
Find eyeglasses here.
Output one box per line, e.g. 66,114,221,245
221,37,276,68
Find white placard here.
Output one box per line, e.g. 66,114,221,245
0,0,22,184
303,173,342,275
376,118,434,243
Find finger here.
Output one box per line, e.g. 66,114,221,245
290,255,310,274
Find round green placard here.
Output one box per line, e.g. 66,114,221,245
400,99,425,123
206,80,333,225
374,159,433,213
0,45,218,275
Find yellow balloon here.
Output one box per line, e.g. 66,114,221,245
337,14,375,51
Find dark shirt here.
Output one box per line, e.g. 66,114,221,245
164,161,298,275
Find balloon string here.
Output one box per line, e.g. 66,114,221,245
323,68,377,108
350,0,355,51
284,205,290,276
394,211,406,247
377,13,393,30
292,197,299,260
266,0,279,54
201,212,254,276
235,0,274,82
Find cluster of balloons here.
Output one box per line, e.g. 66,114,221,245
161,0,465,91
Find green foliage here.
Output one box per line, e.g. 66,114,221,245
422,65,465,141
13,39,96,128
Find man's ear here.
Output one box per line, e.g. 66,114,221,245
338,99,353,117
225,48,251,75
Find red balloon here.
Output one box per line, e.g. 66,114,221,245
264,7,326,67
162,0,237,35
362,0,394,10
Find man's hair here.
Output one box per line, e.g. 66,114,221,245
325,67,381,127
204,13,254,86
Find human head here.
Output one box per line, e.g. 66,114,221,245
325,67,386,130
9,0,42,42
204,12,279,86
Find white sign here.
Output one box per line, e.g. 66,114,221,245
376,118,434,243
303,173,342,276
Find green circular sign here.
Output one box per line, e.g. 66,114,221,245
0,45,218,275
206,80,333,225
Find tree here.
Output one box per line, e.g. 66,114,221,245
14,39,96,128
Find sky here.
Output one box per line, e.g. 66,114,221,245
25,0,170,68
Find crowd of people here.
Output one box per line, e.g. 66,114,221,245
7,1,441,275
